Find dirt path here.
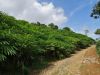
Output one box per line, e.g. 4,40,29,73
80,45,100,75
31,45,100,75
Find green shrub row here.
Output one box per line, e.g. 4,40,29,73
96,40,100,55
0,11,95,75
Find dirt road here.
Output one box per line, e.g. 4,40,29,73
80,45,100,75
32,45,100,75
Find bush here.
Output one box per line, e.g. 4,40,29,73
96,40,100,55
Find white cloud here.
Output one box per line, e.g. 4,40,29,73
0,0,67,26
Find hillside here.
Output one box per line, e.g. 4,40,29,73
0,11,95,75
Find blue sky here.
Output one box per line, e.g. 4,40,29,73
0,0,99,38
40,0,100,38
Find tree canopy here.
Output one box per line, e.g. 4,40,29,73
91,1,100,18
91,1,100,57
91,1,100,34
95,29,100,34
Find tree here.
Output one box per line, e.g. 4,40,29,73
95,29,100,34
48,23,58,29
37,21,41,26
91,1,100,18
91,1,100,35
84,29,89,36
91,1,100,56
63,27,71,31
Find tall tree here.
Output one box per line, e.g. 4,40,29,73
91,1,100,35
91,1,100,19
63,27,71,32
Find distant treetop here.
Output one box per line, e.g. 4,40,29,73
95,29,100,34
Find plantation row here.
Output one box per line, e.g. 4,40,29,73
96,40,100,55
0,12,95,75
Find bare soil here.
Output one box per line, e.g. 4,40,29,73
31,45,100,75
80,45,100,75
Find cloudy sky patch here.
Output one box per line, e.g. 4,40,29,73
0,0,67,26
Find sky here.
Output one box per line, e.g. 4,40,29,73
0,0,100,39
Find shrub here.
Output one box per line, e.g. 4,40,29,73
96,40,100,55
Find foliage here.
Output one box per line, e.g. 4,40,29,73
91,1,100,18
48,23,58,29
0,11,95,75
91,1,100,56
95,29,100,34
63,27,72,32
96,40,100,55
